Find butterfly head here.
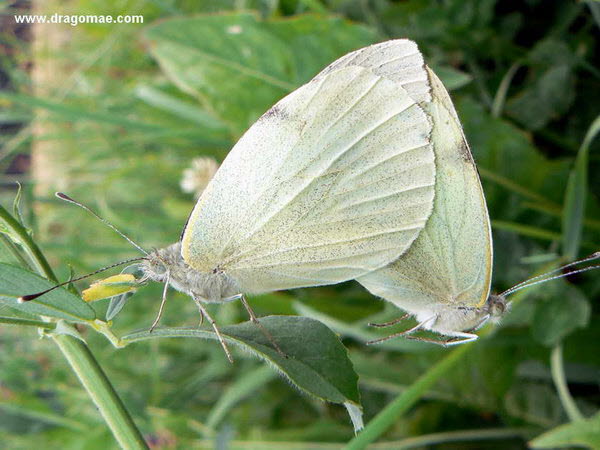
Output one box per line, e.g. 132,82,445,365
141,243,185,283
485,294,508,321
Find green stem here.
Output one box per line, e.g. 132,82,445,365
370,427,533,449
491,62,521,118
0,316,56,328
550,344,584,422
0,203,148,449
561,115,600,260
344,344,472,449
0,204,56,281
52,333,148,449
491,220,561,242
478,167,557,207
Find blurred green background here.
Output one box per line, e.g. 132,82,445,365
1,0,599,448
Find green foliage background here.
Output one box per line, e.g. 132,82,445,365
1,0,599,448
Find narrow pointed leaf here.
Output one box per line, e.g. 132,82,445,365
562,115,600,259
0,263,96,322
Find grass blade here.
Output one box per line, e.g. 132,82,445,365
562,115,600,259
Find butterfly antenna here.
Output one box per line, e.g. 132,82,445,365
501,251,600,297
19,256,146,302
501,251,600,295
56,192,148,256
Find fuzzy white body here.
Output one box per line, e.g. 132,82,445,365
142,243,240,303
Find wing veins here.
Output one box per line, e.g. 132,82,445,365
232,246,405,272
345,143,430,181
338,182,434,211
237,73,384,241
333,160,433,199
234,81,417,252
227,223,424,267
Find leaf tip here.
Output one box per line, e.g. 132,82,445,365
344,402,364,434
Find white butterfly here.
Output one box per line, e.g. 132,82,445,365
137,40,438,358
343,42,599,346
356,57,498,345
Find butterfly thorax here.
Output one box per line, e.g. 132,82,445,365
141,242,240,303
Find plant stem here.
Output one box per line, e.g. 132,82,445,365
491,62,521,118
52,333,148,449
0,203,148,449
562,115,600,260
0,204,55,281
344,344,472,449
370,427,534,449
477,167,556,207
551,343,584,422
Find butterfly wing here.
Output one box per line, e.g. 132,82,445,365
316,39,431,104
357,67,493,320
181,40,436,293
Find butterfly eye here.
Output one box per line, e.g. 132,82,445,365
487,295,507,317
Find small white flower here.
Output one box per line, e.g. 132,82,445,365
226,25,243,34
180,157,219,198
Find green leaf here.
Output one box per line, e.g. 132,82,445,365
106,292,134,321
122,316,361,416
458,97,570,210
12,182,25,226
431,64,472,90
529,410,600,449
134,84,228,130
531,283,591,346
0,91,166,132
0,263,96,322
506,39,576,130
143,13,376,136
293,301,430,353
0,91,228,148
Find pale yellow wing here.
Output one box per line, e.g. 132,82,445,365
357,67,493,318
182,42,436,294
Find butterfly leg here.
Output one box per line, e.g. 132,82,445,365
404,331,479,346
240,295,286,358
149,271,170,332
366,315,436,345
417,314,490,346
222,294,243,303
471,314,491,332
415,315,490,346
195,301,234,363
439,331,479,346
368,313,410,328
